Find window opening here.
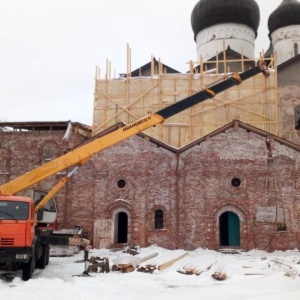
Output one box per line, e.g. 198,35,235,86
155,209,164,229
295,105,300,129
117,179,126,189
0,201,29,220
231,177,241,187
43,146,53,161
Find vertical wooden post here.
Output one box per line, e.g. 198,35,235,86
222,40,227,75
200,55,203,76
151,55,154,78
105,58,108,80
126,43,131,124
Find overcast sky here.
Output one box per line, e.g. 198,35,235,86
0,0,283,126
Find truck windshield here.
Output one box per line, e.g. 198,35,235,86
0,201,29,220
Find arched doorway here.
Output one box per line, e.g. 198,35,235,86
117,212,128,243
219,211,240,246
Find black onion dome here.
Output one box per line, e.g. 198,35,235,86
191,0,260,41
268,0,300,34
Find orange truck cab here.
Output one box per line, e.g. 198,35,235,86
0,195,35,251
0,195,44,280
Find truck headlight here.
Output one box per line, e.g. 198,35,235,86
16,254,28,259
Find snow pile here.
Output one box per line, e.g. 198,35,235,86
1,246,300,300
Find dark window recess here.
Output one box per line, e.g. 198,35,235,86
295,105,300,129
117,179,126,188
155,209,164,229
231,177,241,187
277,223,287,231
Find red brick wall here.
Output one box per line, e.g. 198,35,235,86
0,125,299,252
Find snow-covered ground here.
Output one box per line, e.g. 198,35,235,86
1,245,300,300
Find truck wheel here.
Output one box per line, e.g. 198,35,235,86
37,245,47,269
22,254,35,281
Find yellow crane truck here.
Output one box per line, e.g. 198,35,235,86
0,62,269,280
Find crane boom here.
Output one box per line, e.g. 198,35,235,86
0,62,269,196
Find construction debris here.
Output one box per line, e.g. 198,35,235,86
86,256,110,273
212,271,227,281
74,249,110,276
177,263,213,276
112,251,158,273
177,267,202,276
136,250,188,273
122,245,140,256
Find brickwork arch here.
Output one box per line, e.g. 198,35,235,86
93,199,134,248
104,199,134,218
212,200,252,221
39,140,61,164
207,201,254,250
215,203,246,222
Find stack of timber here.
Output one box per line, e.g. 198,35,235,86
212,271,227,281
175,253,221,276
112,251,158,273
177,263,213,276
136,249,188,273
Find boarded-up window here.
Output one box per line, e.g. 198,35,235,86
43,146,53,161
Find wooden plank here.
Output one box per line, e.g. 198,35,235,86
121,266,135,273
113,251,158,268
158,251,188,270
137,250,188,272
117,263,132,268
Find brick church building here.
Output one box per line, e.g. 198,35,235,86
1,0,300,252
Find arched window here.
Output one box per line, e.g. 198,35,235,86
155,209,164,229
43,146,53,161
294,43,298,56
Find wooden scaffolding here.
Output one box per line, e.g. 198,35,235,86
93,48,277,148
